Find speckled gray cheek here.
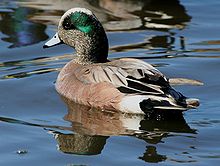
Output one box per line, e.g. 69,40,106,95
58,27,76,47
58,27,95,59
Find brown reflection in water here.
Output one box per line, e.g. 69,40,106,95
0,7,48,48
54,133,108,155
52,96,196,162
19,0,191,31
62,96,143,136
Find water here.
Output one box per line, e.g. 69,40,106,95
0,0,220,165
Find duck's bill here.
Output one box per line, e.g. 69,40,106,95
43,33,63,48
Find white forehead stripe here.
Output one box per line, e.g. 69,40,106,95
59,8,94,26
65,8,93,16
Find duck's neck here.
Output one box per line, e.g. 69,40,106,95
74,28,109,65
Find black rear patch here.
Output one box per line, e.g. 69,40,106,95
139,99,171,114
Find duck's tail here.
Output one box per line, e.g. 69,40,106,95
119,95,199,114
185,98,200,108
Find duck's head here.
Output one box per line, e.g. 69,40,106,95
44,8,109,64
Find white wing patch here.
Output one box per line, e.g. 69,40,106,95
119,95,148,114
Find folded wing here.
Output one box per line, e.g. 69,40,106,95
76,58,170,96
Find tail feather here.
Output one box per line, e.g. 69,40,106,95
154,106,186,110
139,97,200,114
185,98,200,108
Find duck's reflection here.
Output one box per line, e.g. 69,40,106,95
54,133,108,155
53,97,196,163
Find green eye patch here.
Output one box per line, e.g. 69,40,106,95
63,11,95,34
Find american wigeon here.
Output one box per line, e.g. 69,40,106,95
44,8,199,114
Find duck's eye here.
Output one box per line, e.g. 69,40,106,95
63,21,71,30
63,17,75,30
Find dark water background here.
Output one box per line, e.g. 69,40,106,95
0,0,220,165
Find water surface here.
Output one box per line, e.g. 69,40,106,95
0,0,220,165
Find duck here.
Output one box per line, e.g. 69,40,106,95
43,7,199,114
